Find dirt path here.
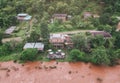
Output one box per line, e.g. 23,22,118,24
2,37,22,43
51,30,96,35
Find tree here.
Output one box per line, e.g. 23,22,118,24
0,31,3,45
91,46,111,65
114,32,120,48
40,22,50,43
90,35,105,48
20,48,38,62
99,13,111,25
69,49,84,61
71,33,88,51
114,49,120,59
27,30,40,42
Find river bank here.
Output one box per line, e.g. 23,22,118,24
0,61,120,83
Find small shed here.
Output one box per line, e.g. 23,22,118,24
23,43,44,51
5,26,16,35
17,13,32,21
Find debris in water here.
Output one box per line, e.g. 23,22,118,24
68,71,72,74
97,77,103,83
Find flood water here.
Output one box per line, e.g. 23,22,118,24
0,61,120,83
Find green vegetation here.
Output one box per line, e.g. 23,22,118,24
69,49,84,62
20,48,38,62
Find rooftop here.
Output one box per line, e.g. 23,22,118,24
23,43,44,51
53,14,67,17
5,26,16,34
89,31,112,38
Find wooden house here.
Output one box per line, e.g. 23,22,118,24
52,14,68,22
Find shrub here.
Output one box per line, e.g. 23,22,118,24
114,49,120,59
69,49,84,61
91,46,111,65
20,48,38,61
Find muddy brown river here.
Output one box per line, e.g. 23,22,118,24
0,61,120,83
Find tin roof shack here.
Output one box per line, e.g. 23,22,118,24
23,43,44,51
17,13,32,21
5,26,16,35
89,31,112,38
52,14,68,22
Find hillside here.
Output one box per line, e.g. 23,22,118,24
0,0,102,29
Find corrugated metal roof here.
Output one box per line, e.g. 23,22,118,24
23,43,44,50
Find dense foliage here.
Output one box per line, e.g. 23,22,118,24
69,49,84,61
20,48,38,61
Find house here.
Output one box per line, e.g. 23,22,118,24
49,34,73,48
52,14,68,22
49,34,65,48
83,12,92,19
88,31,112,38
23,42,44,51
5,26,16,35
17,13,32,21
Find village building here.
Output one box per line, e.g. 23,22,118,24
17,13,32,21
49,34,73,48
52,14,68,22
49,34,65,48
5,26,16,35
23,42,44,51
88,31,112,38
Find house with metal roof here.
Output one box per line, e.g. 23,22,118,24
88,31,112,38
23,42,44,51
